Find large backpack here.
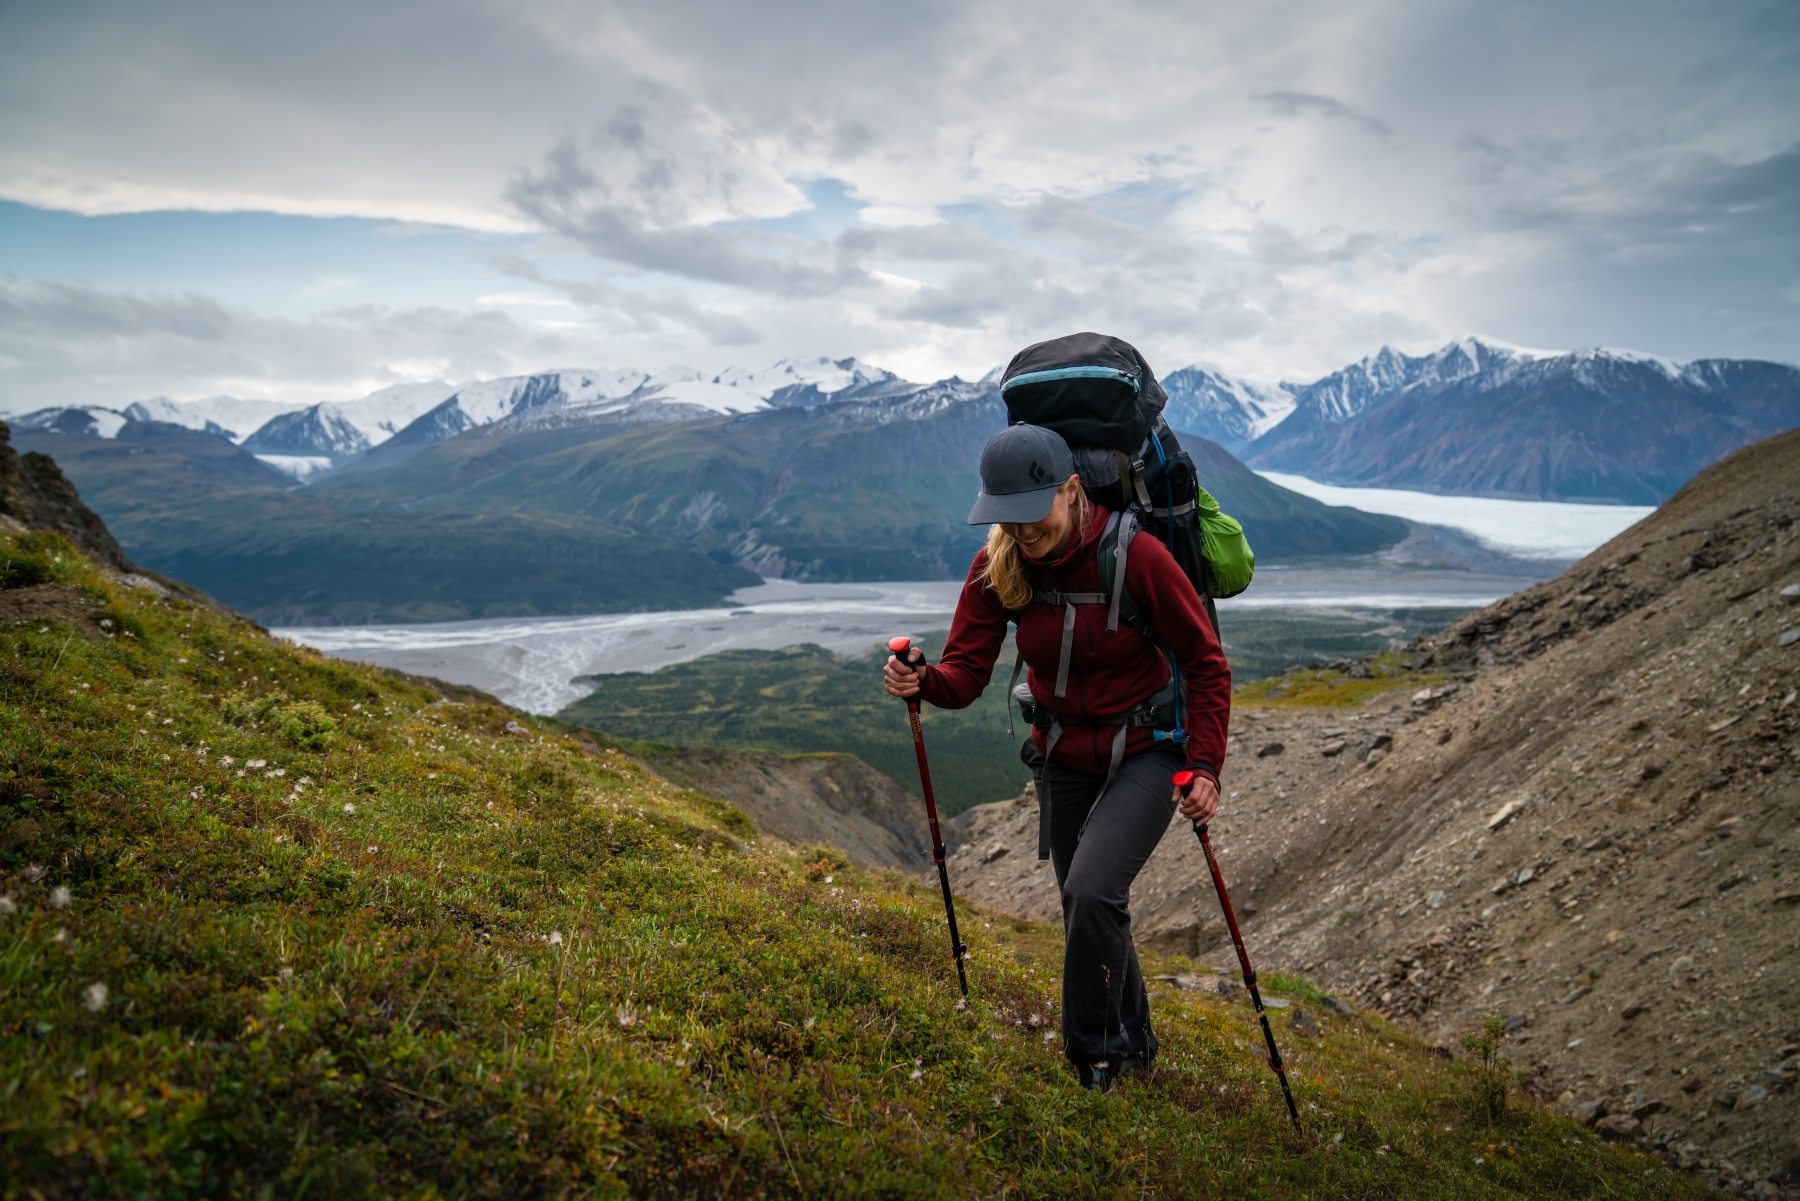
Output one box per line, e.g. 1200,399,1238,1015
1000,332,1255,610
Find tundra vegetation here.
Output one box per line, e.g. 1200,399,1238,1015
0,529,1704,1197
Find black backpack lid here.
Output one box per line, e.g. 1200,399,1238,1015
999,332,1168,452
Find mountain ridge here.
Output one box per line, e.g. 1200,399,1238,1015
1247,339,1800,504
16,336,1793,499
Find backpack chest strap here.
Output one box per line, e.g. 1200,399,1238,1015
1027,511,1138,699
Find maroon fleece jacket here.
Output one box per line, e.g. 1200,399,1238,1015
918,504,1230,786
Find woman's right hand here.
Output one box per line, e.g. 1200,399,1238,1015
884,651,928,698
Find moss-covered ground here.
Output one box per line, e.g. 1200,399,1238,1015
1232,652,1454,711
0,531,1707,1197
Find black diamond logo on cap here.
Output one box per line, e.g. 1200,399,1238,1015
1028,460,1047,484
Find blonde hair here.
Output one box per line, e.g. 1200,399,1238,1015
979,477,1090,610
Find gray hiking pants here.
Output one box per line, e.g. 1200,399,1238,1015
1041,742,1184,1076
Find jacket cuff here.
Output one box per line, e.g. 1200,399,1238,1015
1185,762,1219,789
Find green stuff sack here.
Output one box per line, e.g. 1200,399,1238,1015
1194,486,1255,598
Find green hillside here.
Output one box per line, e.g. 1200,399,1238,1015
13,425,758,624
0,527,1706,1197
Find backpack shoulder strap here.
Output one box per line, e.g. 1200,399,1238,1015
1095,509,1143,633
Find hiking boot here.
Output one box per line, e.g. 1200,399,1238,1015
1079,1052,1152,1093
1078,1061,1118,1093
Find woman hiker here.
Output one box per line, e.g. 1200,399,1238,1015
884,421,1231,1091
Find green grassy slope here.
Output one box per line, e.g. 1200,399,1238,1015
0,528,1708,1196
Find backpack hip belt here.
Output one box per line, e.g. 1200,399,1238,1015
1015,680,1177,733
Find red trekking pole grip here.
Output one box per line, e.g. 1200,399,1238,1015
887,635,925,705
1174,769,1301,1129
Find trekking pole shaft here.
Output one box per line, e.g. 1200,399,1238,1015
1194,822,1300,1129
1173,769,1299,1129
890,638,969,996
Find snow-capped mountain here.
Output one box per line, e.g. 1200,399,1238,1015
1245,336,1800,503
233,380,463,470
353,369,654,467
1159,364,1296,453
716,356,911,408
357,360,916,468
243,405,374,459
11,406,132,440
120,395,312,442
1275,336,1559,429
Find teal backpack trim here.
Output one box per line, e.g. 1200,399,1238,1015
1001,366,1140,394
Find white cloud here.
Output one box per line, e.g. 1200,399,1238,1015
0,275,607,409
0,0,1795,391
476,292,578,308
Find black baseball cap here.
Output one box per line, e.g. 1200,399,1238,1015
967,423,1075,525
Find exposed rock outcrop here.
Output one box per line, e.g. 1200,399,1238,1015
0,420,132,571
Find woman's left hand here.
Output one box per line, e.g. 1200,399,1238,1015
1175,773,1220,823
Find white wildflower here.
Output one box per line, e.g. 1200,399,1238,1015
804,1016,816,1030
823,875,833,884
221,756,235,766
0,894,16,915
82,982,109,1013
367,845,379,854
909,1069,923,1081
247,759,266,769
343,803,356,815
548,931,563,946
616,1003,638,1029
22,865,45,883
50,886,71,909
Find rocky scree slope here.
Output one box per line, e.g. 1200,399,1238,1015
0,524,1710,1197
948,428,1800,1196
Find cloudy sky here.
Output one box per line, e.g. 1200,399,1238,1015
1,0,1795,409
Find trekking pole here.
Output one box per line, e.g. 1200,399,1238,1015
888,636,969,996
1174,769,1301,1130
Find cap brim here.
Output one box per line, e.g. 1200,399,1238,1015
967,485,1060,526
